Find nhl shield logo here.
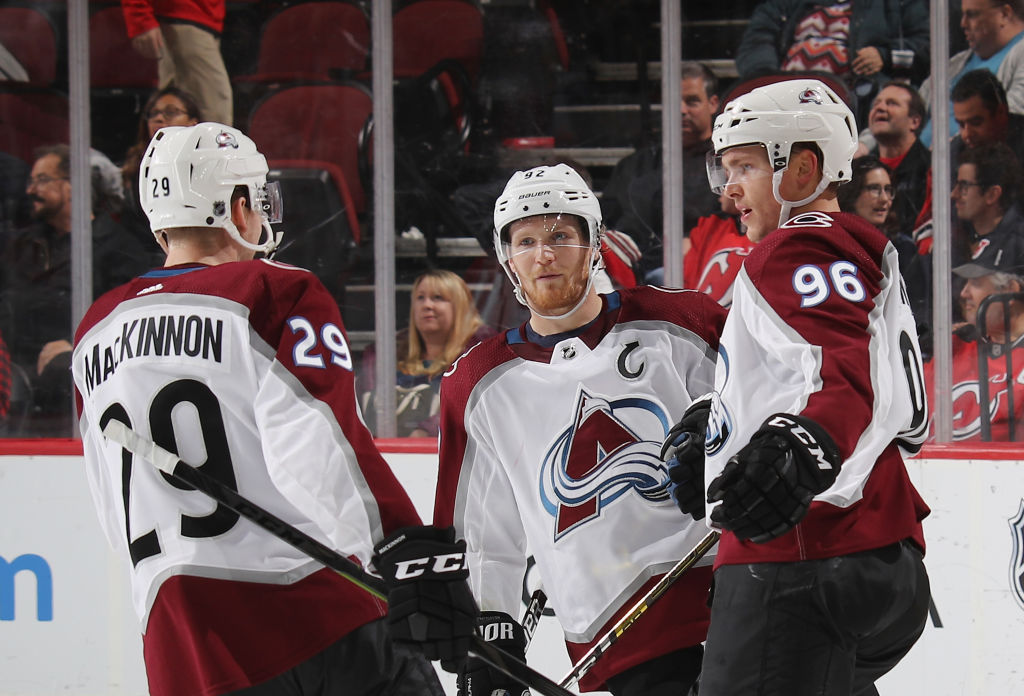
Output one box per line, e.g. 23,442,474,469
1010,500,1024,611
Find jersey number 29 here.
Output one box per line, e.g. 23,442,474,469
100,379,238,567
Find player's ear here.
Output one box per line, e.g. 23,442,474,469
230,195,252,234
784,148,820,193
796,148,819,179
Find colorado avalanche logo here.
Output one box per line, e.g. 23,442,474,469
782,212,834,228
798,88,823,105
215,131,239,149
1009,500,1024,611
539,388,671,541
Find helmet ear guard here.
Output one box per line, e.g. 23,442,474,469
140,122,283,257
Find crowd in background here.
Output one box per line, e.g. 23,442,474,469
0,0,1022,441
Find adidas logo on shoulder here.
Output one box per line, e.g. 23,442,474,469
136,283,164,296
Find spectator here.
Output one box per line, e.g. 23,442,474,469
121,87,201,248
682,191,755,308
951,67,1024,165
924,233,1024,440
952,141,1023,265
839,156,916,272
864,82,930,239
121,0,233,125
601,61,720,281
734,0,930,123
911,69,1024,257
911,141,1024,354
920,0,1024,146
0,144,149,434
359,269,495,437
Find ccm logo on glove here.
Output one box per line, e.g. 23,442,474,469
395,553,467,580
765,414,835,471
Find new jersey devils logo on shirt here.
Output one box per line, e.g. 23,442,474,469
696,247,752,307
1009,500,1024,612
539,388,671,541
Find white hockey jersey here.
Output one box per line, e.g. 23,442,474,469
703,212,930,566
72,260,420,696
435,286,727,690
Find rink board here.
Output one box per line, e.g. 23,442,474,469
0,446,1021,695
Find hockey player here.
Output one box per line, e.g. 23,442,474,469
374,163,728,696
71,123,443,696
665,78,932,695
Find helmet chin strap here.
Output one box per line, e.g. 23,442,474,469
224,218,281,257
511,247,602,322
772,170,830,228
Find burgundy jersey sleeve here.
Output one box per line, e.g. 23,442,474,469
433,334,517,527
246,262,423,536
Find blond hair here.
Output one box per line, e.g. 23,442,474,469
399,269,484,377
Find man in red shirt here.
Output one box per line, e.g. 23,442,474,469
682,192,755,307
122,0,232,124
925,233,1024,441
865,82,930,237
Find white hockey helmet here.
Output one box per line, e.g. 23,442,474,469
140,122,283,256
708,79,858,224
492,164,603,317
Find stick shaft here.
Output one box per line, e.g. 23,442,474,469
522,589,547,649
102,421,575,696
559,530,719,688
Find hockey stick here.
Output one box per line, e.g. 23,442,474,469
522,589,547,648
101,421,575,696
559,529,720,689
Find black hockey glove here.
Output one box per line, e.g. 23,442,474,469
372,525,478,668
660,395,713,520
457,611,530,696
707,413,842,543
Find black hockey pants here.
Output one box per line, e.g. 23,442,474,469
224,617,444,696
698,540,929,696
